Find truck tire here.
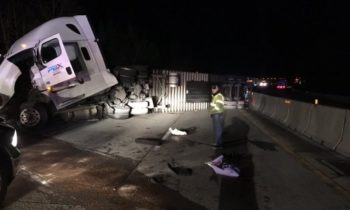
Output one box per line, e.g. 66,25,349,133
128,101,148,109
18,103,48,130
131,107,148,115
111,107,130,119
0,159,9,205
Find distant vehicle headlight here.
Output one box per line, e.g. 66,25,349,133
11,130,18,147
259,81,268,87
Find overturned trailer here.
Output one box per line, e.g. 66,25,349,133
0,15,136,130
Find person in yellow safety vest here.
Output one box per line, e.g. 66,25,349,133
209,84,225,147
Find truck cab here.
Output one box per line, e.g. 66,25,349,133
0,16,118,130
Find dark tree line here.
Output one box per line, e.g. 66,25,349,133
96,19,162,69
0,0,165,70
0,0,81,52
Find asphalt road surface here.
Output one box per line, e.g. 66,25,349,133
2,109,350,210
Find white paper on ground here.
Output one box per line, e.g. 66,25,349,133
169,127,187,136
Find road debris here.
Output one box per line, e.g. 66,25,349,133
206,155,240,177
169,128,187,136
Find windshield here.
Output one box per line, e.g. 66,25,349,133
7,48,35,73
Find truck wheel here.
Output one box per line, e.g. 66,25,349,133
131,107,148,115
128,101,148,109
111,107,130,119
0,160,8,205
19,103,48,130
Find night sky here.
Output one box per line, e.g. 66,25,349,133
1,1,348,94
81,1,320,76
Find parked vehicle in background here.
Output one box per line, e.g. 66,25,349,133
0,121,20,205
258,80,268,87
274,78,287,90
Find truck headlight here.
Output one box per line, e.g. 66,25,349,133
11,130,18,147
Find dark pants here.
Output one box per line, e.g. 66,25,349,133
211,113,224,145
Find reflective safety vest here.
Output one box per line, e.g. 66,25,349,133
209,93,224,115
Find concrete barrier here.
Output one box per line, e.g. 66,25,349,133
251,94,311,134
285,100,312,134
250,92,350,157
335,110,350,157
250,93,262,111
304,105,347,148
258,94,267,112
249,94,257,110
262,95,277,117
273,98,290,124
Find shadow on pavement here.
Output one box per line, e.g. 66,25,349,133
16,117,100,149
249,140,278,151
212,116,259,210
3,170,41,208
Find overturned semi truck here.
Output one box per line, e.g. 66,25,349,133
0,15,144,130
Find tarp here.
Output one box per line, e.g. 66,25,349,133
206,155,240,177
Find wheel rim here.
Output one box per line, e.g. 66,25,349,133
20,107,41,127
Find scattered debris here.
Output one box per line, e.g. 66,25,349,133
135,138,162,145
167,163,192,176
169,128,187,136
206,155,240,177
178,127,197,135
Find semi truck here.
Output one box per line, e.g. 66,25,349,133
0,15,149,130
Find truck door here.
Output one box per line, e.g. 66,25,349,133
38,34,76,88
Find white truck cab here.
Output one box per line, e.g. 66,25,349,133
0,15,118,130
